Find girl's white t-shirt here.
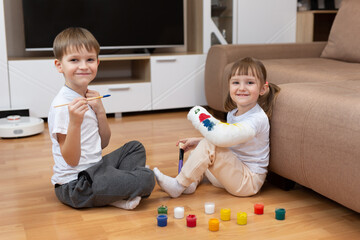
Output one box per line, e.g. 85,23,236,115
48,86,102,185
227,104,270,174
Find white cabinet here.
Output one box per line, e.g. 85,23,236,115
89,56,152,113
89,83,151,113
7,54,207,117
8,59,63,117
151,54,207,110
8,57,153,117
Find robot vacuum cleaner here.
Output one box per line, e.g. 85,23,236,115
0,115,44,138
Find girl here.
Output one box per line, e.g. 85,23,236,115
154,57,281,198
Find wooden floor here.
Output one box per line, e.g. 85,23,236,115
1,110,359,240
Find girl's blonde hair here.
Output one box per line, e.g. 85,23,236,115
53,27,100,60
224,57,281,119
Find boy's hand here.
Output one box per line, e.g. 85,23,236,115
86,89,106,114
68,97,89,126
86,89,111,149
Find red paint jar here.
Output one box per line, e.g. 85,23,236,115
186,214,197,227
254,203,264,214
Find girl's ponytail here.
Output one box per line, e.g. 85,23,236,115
258,82,281,120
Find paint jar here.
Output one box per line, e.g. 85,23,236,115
186,214,197,227
204,202,215,214
275,208,286,220
157,205,168,215
157,214,168,227
220,208,231,221
254,203,264,215
237,212,247,225
174,207,184,219
208,218,220,231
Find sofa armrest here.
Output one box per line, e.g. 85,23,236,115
204,42,327,112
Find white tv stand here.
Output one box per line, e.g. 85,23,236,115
8,53,207,117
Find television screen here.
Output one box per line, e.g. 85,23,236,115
22,0,185,52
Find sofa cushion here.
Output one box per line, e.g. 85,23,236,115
262,58,360,85
223,58,360,86
321,0,360,63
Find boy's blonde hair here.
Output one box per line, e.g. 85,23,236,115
53,27,100,60
224,57,281,120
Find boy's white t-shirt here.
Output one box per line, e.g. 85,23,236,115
227,104,270,175
48,86,102,185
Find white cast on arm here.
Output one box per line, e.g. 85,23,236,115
187,106,256,147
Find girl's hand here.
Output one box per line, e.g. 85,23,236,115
176,137,203,152
68,97,89,126
85,89,106,114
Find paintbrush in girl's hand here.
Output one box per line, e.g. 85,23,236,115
178,142,184,174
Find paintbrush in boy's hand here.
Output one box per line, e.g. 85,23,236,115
54,94,111,108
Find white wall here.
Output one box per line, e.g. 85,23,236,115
203,0,297,53
234,0,297,44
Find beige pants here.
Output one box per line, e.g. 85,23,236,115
176,139,266,197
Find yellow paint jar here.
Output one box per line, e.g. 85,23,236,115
237,212,247,225
220,208,231,221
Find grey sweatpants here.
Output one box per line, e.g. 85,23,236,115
54,140,155,208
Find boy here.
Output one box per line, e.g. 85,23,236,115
48,27,155,209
